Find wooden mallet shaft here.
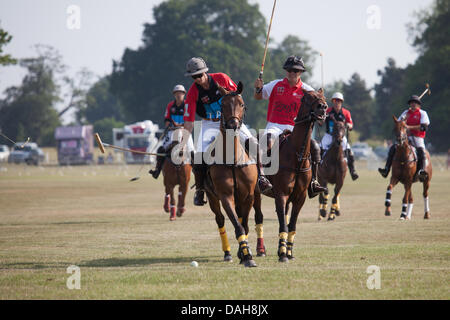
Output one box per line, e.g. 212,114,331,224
94,133,166,156
418,83,431,100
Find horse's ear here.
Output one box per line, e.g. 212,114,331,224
317,88,324,95
236,81,243,95
392,115,398,122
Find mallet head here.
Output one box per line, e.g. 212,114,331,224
94,133,106,154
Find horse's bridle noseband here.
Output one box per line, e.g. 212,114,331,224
219,93,245,131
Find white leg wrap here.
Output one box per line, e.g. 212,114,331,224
407,203,414,219
424,197,430,213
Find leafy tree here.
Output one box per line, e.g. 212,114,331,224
109,0,316,130
76,76,125,124
268,35,317,83
404,0,450,151
0,45,62,146
374,58,408,137
342,73,375,140
0,24,17,66
93,117,125,145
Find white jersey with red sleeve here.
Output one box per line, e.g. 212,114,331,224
399,107,430,138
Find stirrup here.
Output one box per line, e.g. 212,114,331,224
378,168,389,178
193,190,207,206
258,176,272,194
149,168,161,179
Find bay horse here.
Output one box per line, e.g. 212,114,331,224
265,90,327,262
204,81,258,267
318,121,347,221
161,127,192,221
384,115,432,219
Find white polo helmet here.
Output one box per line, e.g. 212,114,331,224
332,92,344,101
172,84,186,94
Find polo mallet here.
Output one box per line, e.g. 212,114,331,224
94,133,166,157
259,0,277,80
418,83,431,100
320,52,324,91
0,132,30,148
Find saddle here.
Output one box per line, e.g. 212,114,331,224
264,129,291,159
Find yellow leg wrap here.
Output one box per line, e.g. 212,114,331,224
336,195,340,210
255,224,263,239
279,232,288,254
238,234,248,256
219,227,231,252
331,203,339,210
287,231,296,244
285,214,290,224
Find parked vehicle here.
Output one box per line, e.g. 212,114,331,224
54,125,94,165
0,145,10,162
112,120,161,164
352,142,372,160
8,142,45,165
374,146,389,160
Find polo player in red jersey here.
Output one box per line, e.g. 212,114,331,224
320,92,359,181
254,55,327,196
182,57,272,206
379,95,430,181
149,84,195,179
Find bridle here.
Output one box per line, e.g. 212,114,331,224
219,93,246,131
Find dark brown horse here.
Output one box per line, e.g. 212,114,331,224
265,90,327,262
318,121,347,221
384,116,432,219
205,82,259,267
161,128,192,221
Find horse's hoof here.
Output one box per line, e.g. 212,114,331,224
319,209,327,220
328,214,335,221
279,256,289,263
244,259,257,268
424,212,430,219
176,207,185,217
256,249,266,257
287,254,295,260
399,214,407,220
385,209,391,216
335,210,341,217
223,252,233,262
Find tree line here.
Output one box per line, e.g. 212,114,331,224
0,0,448,151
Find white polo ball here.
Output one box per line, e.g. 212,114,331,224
190,261,199,267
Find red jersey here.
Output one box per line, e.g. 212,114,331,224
399,107,430,138
325,106,353,134
262,78,315,126
164,100,185,125
184,73,237,122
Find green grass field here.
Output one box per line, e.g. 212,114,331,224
0,159,449,299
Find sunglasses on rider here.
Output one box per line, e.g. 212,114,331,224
287,68,301,73
192,73,203,79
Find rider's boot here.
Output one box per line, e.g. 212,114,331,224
192,154,207,206
416,147,428,182
378,144,396,178
309,139,328,198
346,149,359,181
245,137,272,195
149,146,166,179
